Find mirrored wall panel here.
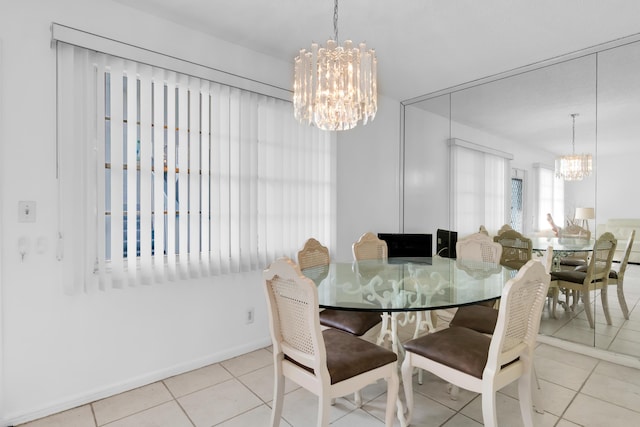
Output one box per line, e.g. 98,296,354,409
402,36,640,359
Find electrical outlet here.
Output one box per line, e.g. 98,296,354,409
246,307,255,324
18,201,36,223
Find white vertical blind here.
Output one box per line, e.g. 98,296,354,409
449,139,512,237
57,42,334,293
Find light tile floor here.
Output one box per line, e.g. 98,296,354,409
18,264,640,426
539,264,640,357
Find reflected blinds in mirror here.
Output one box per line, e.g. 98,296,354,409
449,139,512,237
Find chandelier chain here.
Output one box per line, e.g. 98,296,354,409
333,0,339,42
571,113,578,154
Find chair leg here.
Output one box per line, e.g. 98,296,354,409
532,366,544,414
271,366,285,427
517,369,535,427
317,391,330,427
583,289,595,328
551,287,559,319
401,355,415,426
354,391,362,408
601,286,612,325
617,282,630,320
412,311,437,385
385,368,400,427
448,383,459,400
480,389,498,427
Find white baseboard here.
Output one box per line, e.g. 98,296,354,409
2,337,272,427
537,334,640,369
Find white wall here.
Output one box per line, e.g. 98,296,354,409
334,95,402,261
597,153,640,224
0,1,401,424
403,104,451,239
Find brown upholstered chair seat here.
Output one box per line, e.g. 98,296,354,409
502,260,528,270
287,328,398,384
560,258,587,267
550,270,603,284
319,309,382,336
403,326,491,379
449,304,499,334
574,264,619,280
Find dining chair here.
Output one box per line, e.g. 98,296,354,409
607,229,635,320
449,249,552,413
352,231,389,260
263,257,400,427
298,238,382,337
497,223,514,235
550,232,617,328
559,224,591,270
444,232,503,396
456,231,503,264
494,229,533,270
298,238,383,407
401,260,550,427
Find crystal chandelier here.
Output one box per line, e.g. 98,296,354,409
293,0,377,131
555,113,592,181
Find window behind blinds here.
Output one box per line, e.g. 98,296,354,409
56,42,335,294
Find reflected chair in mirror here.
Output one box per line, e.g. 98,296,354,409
298,238,382,337
537,246,561,317
607,229,635,320
263,257,400,427
558,224,591,270
494,229,533,270
457,232,503,264
456,231,503,308
497,223,513,235
401,260,550,427
550,232,617,329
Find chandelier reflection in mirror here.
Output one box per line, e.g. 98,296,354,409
293,0,377,131
555,113,592,181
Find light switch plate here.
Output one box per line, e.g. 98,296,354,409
18,201,36,223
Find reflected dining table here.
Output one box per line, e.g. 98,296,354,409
530,236,594,271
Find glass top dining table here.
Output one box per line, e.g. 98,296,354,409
302,257,518,313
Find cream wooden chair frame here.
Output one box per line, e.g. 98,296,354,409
352,231,388,260
298,237,330,270
401,260,550,427
494,229,533,270
608,229,635,320
550,232,617,329
263,257,401,427
456,232,503,263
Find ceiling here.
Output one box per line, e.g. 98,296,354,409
114,0,640,155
